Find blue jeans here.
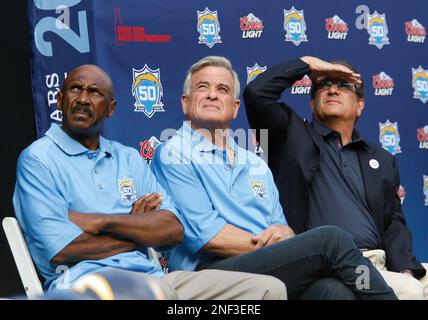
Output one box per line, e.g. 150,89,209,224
198,226,397,300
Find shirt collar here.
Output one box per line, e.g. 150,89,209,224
311,120,369,148
311,119,334,137
179,121,238,154
45,123,113,157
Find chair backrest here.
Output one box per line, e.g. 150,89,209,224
2,217,44,298
147,247,162,268
2,217,163,298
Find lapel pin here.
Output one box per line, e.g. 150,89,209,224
369,159,379,169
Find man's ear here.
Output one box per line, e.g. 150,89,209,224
181,95,188,115
232,99,240,120
57,91,63,111
107,99,117,118
356,98,365,118
309,97,315,113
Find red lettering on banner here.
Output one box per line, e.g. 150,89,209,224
293,76,312,87
115,8,172,45
117,26,133,42
325,18,348,33
405,21,426,36
372,74,394,88
140,140,155,160
417,128,428,142
133,26,145,41
240,16,263,31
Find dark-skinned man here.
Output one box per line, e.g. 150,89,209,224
12,64,287,299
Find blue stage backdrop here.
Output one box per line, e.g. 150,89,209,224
28,0,428,261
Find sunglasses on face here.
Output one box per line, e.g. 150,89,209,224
314,78,356,93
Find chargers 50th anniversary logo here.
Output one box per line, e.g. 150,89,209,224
197,8,221,48
118,177,137,203
424,175,428,206
132,65,164,118
250,181,268,200
379,120,401,155
284,7,308,46
412,66,428,104
367,11,390,49
246,63,266,84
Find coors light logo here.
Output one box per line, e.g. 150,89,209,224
405,19,426,44
240,13,263,39
325,15,348,40
373,72,394,96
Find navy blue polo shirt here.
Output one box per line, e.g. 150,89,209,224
308,120,380,249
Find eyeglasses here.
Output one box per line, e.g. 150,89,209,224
314,78,356,93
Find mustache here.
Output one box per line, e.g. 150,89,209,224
71,104,94,116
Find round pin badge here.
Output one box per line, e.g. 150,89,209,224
369,159,379,169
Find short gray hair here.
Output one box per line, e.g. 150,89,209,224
182,56,240,99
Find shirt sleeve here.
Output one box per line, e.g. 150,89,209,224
269,170,288,225
151,143,227,254
132,150,181,220
13,149,83,261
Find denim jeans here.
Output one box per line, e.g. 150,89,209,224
198,225,397,300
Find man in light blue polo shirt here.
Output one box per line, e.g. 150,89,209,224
12,64,287,299
151,56,398,300
153,121,285,272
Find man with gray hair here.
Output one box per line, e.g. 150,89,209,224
12,63,289,300
151,56,398,300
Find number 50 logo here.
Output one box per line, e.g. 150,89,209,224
197,8,222,48
132,65,165,118
367,11,390,49
284,7,308,46
379,120,401,155
412,66,428,104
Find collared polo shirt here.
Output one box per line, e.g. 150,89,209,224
308,120,380,249
13,123,179,290
151,122,286,271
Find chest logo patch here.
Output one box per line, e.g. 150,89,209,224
118,177,137,203
250,180,268,200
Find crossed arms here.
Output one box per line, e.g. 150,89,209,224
52,193,183,265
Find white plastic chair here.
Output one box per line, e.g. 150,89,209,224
148,246,162,268
2,217,43,297
2,217,163,298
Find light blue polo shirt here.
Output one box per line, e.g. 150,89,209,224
13,123,180,291
151,122,286,271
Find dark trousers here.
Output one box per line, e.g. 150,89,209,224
198,226,397,300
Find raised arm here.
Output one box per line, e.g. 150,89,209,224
244,56,361,140
243,58,310,138
300,56,361,84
